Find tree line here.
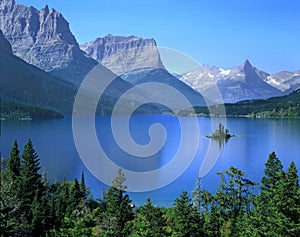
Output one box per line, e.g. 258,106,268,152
1,140,300,236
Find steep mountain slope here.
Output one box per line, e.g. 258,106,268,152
80,34,164,75
181,60,283,103
0,28,11,53
0,29,76,113
0,0,98,85
121,68,206,108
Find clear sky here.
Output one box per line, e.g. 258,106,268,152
17,0,300,73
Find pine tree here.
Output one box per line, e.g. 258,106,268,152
80,171,87,199
0,171,24,237
7,140,21,178
215,167,257,220
20,139,43,222
261,151,283,192
66,178,82,216
172,191,204,237
102,168,133,236
251,153,300,236
132,198,166,237
30,190,49,237
273,162,300,235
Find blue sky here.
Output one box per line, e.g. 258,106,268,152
17,0,300,73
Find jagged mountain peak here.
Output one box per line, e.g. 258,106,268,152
241,59,253,71
0,0,98,85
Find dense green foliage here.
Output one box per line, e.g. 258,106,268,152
0,102,63,120
1,141,300,236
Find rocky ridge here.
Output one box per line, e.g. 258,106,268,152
80,34,164,75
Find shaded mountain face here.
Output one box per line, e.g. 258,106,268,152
121,68,206,108
0,29,77,113
181,60,283,103
0,29,11,53
80,35,164,75
0,0,98,85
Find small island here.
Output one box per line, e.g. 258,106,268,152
207,123,233,140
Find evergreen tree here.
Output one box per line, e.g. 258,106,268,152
251,153,300,236
132,198,166,237
203,204,221,237
172,191,204,237
7,140,21,177
30,190,49,237
102,168,133,236
20,139,42,198
273,162,300,235
261,151,283,192
215,167,257,220
66,178,82,216
80,171,87,199
20,139,43,228
0,171,24,237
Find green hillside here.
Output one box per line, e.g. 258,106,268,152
191,89,300,118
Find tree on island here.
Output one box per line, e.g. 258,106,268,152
207,123,233,140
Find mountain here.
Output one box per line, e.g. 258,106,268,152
120,68,206,108
80,34,164,75
0,29,77,113
0,0,98,85
180,60,283,103
0,28,11,53
262,70,300,93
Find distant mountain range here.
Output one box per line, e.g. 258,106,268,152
0,0,299,117
180,60,300,103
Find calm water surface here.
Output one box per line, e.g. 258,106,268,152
1,116,300,206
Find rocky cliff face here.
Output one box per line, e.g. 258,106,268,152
0,0,97,85
80,34,164,75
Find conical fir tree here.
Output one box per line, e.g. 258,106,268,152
261,151,283,192
80,171,87,199
173,191,204,236
7,140,21,177
20,139,42,211
104,168,133,236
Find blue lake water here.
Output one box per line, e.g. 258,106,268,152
1,115,300,206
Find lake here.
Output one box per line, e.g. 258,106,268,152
1,115,300,206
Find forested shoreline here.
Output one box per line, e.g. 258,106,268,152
1,140,300,236
0,102,63,120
